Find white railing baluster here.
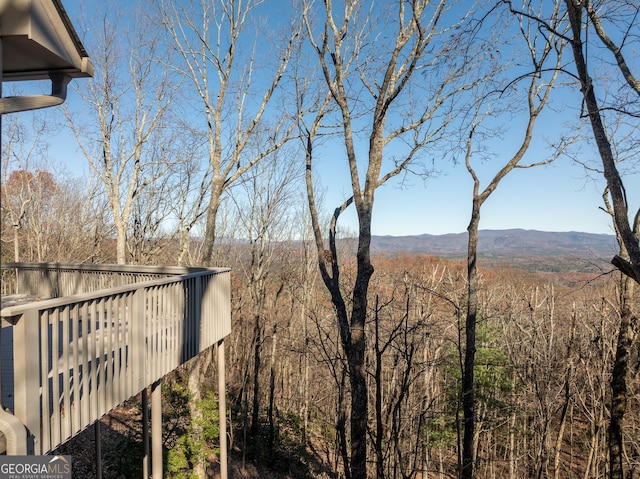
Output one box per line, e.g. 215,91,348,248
97,299,103,416
50,309,61,449
61,306,71,443
113,295,121,406
120,294,130,399
105,296,114,413
89,300,97,423
131,288,145,395
80,301,90,432
39,310,51,454
71,303,81,436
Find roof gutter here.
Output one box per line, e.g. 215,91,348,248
0,72,71,114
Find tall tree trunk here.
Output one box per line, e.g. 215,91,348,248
186,355,207,478
462,206,481,479
251,312,262,437
609,277,636,479
336,368,351,479
563,5,639,477
268,322,278,461
349,214,375,479
509,372,517,479
302,296,310,446
115,221,127,265
13,225,20,262
320,247,371,479
374,296,385,479
347,319,369,479
201,179,223,267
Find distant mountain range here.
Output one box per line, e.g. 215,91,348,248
370,229,620,272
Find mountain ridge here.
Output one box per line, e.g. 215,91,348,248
371,228,618,255
369,229,619,272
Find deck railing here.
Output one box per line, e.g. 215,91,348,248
0,263,231,455
4,262,215,297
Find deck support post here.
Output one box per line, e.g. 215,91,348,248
218,339,228,479
142,388,149,478
152,380,162,479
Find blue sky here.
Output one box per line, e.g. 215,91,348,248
6,0,636,239
381,160,616,236
306,72,632,237
291,0,638,238
314,140,622,237
41,121,621,237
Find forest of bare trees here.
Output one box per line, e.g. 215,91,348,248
1,0,638,478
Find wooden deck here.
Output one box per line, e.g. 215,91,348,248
0,263,231,458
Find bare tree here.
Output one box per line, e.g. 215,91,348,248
560,7,640,475
1,111,50,262
459,3,568,477
64,6,176,265
602,191,639,479
155,4,303,472
169,138,210,266
505,0,639,281
1,112,109,263
227,143,301,453
505,2,639,477
562,5,640,470
298,1,493,477
157,0,302,267
126,131,191,264
562,0,640,284
504,3,639,477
